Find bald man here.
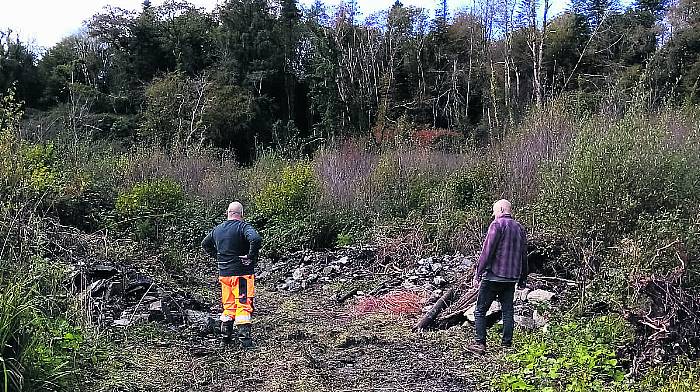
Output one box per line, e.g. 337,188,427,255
468,199,528,355
202,201,262,347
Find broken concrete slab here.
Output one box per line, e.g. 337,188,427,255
527,289,556,303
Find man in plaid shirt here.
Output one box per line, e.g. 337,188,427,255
468,199,528,355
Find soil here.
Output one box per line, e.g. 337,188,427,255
78,248,514,392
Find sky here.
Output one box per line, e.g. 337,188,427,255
0,0,574,51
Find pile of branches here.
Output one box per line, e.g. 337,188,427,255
622,242,700,375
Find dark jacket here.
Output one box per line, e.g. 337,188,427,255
201,219,262,276
476,214,528,286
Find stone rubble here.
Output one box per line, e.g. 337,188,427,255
74,250,559,334
270,247,475,298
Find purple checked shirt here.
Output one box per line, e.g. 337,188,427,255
476,214,528,285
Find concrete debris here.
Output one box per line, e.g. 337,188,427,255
527,289,556,303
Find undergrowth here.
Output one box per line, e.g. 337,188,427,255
2,87,700,390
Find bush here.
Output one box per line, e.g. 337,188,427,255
635,361,700,392
21,142,61,192
535,115,700,242
115,178,184,217
449,164,497,212
114,178,188,242
254,162,316,219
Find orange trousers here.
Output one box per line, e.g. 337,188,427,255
219,275,255,325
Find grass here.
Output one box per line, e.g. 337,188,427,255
0,279,33,392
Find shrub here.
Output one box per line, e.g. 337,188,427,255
0,275,83,392
114,178,189,243
449,164,497,212
531,114,700,276
115,178,184,217
254,162,316,219
21,142,63,193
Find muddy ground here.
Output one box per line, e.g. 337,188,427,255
79,249,519,392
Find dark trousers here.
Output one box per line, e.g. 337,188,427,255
474,280,516,345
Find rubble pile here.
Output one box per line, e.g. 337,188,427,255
266,246,475,296
70,262,216,334
72,248,564,338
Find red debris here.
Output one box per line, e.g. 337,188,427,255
352,291,426,317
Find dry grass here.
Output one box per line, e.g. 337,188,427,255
87,284,514,392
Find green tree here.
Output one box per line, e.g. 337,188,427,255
0,31,42,107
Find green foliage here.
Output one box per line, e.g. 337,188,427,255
449,165,496,212
20,142,62,193
254,162,316,219
115,178,184,217
635,361,700,392
336,232,355,247
369,155,448,219
114,178,192,243
498,316,633,392
0,275,85,392
534,115,700,244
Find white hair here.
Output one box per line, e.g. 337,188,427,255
493,199,512,216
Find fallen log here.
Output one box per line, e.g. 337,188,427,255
413,287,456,332
438,288,479,322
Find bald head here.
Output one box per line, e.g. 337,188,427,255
492,199,512,219
227,201,244,220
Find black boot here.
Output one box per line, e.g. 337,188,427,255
238,324,254,348
221,320,234,343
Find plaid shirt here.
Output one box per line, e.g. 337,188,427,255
476,214,528,285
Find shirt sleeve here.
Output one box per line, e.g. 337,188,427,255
201,231,217,257
476,221,500,279
244,224,262,262
519,230,529,286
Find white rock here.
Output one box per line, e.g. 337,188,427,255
488,301,502,315
430,263,443,272
113,318,131,327
292,267,307,281
433,276,446,286
527,289,556,303
336,256,350,265
533,309,548,328
515,288,531,302
464,301,502,322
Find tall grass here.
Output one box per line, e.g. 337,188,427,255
0,279,33,392
0,275,76,392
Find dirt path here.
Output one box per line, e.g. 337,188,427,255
89,282,499,392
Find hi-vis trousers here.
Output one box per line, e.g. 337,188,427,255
219,275,255,325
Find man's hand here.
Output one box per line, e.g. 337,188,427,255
239,255,252,266
472,276,481,288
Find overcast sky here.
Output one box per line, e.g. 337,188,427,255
1,0,574,51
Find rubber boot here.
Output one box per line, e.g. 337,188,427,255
237,324,254,348
221,320,234,344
